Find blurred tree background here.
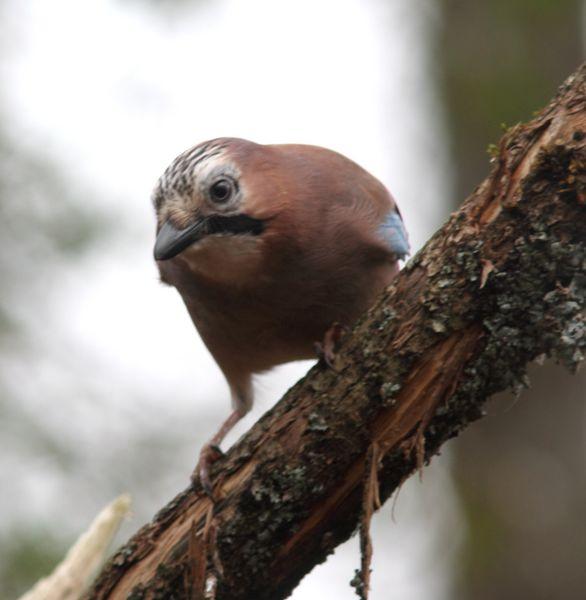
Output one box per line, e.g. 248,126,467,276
0,0,584,598
0,122,101,594
0,7,203,595
437,1,586,599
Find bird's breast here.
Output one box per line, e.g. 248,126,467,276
175,257,396,378
157,225,398,378
157,234,265,290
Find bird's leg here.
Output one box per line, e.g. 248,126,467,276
314,322,348,369
193,382,252,497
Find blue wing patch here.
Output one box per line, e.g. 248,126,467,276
378,210,409,259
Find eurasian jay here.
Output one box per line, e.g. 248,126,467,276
152,138,409,493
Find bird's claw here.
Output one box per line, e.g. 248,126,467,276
314,341,335,368
209,444,225,458
315,322,348,369
191,443,224,498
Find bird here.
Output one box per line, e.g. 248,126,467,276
152,137,409,494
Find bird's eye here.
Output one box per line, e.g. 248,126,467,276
209,178,234,203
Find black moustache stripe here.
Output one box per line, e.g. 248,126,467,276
206,214,265,237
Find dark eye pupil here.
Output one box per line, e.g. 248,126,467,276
210,180,232,202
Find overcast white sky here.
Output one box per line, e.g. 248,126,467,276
2,1,457,597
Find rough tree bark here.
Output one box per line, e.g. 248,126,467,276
88,65,586,600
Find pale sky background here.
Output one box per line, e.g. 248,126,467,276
1,0,459,598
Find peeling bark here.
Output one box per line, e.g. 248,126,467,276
88,64,586,600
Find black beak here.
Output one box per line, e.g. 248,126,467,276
154,219,206,261
154,214,266,261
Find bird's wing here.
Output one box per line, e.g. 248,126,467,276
378,208,410,260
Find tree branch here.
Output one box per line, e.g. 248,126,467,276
88,64,586,600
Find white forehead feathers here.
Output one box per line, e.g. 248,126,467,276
152,140,233,212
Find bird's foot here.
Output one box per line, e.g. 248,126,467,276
191,443,225,498
314,322,348,369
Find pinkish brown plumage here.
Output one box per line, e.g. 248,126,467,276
152,137,408,493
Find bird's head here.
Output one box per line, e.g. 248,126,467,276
153,138,267,257
153,138,290,286
152,137,406,289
